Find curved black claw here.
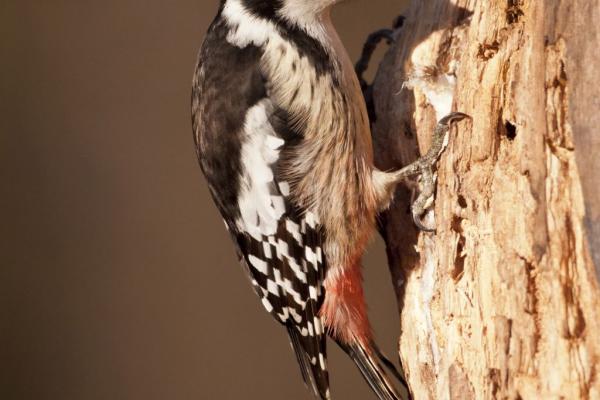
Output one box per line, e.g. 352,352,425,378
412,209,436,233
438,112,471,127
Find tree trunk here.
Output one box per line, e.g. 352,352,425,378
370,1,600,399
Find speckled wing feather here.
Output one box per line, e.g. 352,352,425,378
233,191,330,400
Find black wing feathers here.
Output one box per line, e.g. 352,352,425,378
288,326,329,400
192,18,266,224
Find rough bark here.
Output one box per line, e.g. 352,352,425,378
370,1,600,399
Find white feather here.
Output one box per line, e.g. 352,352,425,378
248,255,269,275
305,246,318,267
237,100,286,240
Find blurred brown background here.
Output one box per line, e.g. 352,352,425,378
1,1,408,399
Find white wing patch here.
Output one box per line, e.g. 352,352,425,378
248,254,269,275
226,97,328,387
237,100,286,240
285,219,302,244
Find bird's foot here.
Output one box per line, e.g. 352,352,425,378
393,112,470,232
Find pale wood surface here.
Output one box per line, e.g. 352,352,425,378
371,1,600,398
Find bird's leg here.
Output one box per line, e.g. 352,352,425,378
356,19,469,232
391,112,470,232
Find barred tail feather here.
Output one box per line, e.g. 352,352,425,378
287,326,330,400
341,340,412,400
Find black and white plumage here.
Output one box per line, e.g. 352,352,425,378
192,4,332,396
233,100,329,396
192,1,421,399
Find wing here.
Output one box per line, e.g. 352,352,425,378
234,168,330,399
192,19,330,399
231,100,330,399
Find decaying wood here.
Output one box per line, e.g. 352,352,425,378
370,1,600,399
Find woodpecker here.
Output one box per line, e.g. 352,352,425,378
191,1,468,399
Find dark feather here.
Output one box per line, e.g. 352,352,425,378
337,340,412,400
